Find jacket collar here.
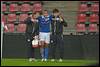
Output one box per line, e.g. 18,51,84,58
41,15,50,18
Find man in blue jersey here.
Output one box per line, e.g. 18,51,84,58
38,10,52,61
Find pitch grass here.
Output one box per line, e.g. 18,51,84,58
1,59,98,66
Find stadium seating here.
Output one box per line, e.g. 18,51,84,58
3,1,11,5
5,23,15,32
19,14,29,23
77,14,86,23
17,24,26,32
91,3,99,12
20,4,31,12
79,4,88,12
88,24,98,32
80,1,87,4
17,2,24,5
2,4,7,12
89,14,99,23
9,4,19,12
81,1,93,6
33,1,43,5
1,14,6,23
33,3,42,12
23,1,30,3
2,1,43,33
7,14,17,23
76,24,86,32
33,1,41,4
87,1,93,5
92,1,99,3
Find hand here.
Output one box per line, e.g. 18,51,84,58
59,14,64,22
59,16,63,22
33,35,39,39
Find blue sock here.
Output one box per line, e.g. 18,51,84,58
40,48,44,59
44,48,48,59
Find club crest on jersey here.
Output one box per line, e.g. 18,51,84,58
41,16,50,24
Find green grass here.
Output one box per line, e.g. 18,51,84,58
1,59,98,66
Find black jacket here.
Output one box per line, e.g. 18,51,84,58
25,17,39,40
51,15,67,35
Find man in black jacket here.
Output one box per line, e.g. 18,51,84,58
25,12,39,61
50,9,67,62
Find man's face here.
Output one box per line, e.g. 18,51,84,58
43,11,48,17
53,12,59,17
36,12,40,18
32,14,37,19
32,12,40,19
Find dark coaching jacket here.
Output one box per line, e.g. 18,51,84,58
51,15,67,35
24,17,39,40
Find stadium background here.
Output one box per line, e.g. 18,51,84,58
1,1,99,61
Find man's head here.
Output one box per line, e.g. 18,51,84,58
53,8,60,17
32,12,40,19
43,10,49,17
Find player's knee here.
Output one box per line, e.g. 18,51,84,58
40,41,44,45
45,43,49,48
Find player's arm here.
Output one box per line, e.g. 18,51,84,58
24,17,31,24
59,16,68,27
31,17,41,39
51,21,54,35
50,15,55,35
31,22,39,37
24,17,33,41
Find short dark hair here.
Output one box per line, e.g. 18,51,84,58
32,12,37,17
53,8,59,13
32,11,41,17
44,10,48,12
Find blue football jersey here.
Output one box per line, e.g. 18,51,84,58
38,15,52,32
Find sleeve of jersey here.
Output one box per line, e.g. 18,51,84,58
62,19,68,27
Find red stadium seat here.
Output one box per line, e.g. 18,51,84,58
9,4,19,12
7,14,17,23
76,24,86,32
89,14,99,23
89,24,98,32
17,24,26,32
19,14,28,22
79,4,88,12
1,14,6,24
5,23,15,32
33,1,42,4
77,14,86,23
2,4,7,12
33,3,42,12
91,4,99,12
20,4,31,12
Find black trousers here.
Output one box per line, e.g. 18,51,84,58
50,34,64,59
26,33,34,58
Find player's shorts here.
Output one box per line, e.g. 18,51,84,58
39,32,50,44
